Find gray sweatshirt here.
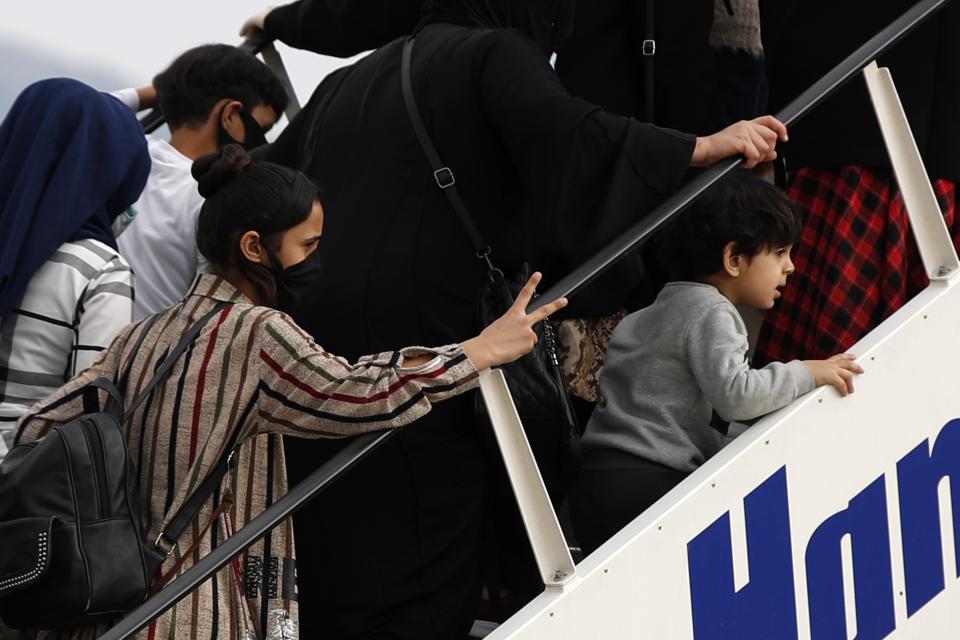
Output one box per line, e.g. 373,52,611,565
582,282,815,472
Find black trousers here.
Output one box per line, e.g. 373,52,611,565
569,449,689,557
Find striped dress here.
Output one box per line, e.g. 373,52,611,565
0,239,133,458
14,273,479,640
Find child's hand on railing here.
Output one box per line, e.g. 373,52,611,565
803,354,865,397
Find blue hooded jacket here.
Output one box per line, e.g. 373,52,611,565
0,78,151,321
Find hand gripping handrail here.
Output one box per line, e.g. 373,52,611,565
527,0,954,313
103,1,953,637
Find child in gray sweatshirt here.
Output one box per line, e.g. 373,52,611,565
571,171,863,555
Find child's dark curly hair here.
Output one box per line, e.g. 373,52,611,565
655,171,804,282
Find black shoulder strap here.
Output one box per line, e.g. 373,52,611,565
156,424,242,550
116,312,164,397
121,300,235,550
83,378,125,417
641,0,656,123
400,37,497,273
122,302,228,424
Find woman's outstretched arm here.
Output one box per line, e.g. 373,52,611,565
255,272,566,437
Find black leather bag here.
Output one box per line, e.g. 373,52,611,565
0,303,230,630
400,37,580,503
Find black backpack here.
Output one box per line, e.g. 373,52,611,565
0,303,230,630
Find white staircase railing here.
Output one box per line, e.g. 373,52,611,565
488,51,960,640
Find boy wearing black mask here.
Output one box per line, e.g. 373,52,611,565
111,44,288,320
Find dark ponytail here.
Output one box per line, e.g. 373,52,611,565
193,144,320,303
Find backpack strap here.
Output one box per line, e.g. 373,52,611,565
116,312,165,397
122,302,229,424
152,490,235,592
40,311,165,423
82,378,125,417
153,425,242,552
106,301,234,555
125,301,237,553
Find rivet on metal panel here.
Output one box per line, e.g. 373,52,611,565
552,570,567,582
937,265,951,277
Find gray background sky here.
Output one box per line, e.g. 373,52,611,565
0,1,363,126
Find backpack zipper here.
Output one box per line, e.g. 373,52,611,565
80,419,111,519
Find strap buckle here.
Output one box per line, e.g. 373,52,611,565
476,246,497,272
434,167,456,189
155,531,175,556
642,39,656,56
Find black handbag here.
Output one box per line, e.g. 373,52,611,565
0,303,234,630
400,37,580,504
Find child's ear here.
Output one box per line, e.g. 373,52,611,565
722,241,742,277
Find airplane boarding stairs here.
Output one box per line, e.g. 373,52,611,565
486,61,960,640
100,1,960,638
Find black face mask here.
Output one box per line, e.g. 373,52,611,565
264,246,323,311
217,104,268,151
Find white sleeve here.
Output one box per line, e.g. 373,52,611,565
72,257,135,375
196,246,209,275
109,88,140,112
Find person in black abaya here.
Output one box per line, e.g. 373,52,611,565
241,0,423,58
555,0,716,132
260,1,786,637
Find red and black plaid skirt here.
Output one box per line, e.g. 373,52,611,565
754,166,958,365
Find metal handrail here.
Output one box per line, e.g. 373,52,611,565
99,430,395,640
528,0,953,312
103,1,953,637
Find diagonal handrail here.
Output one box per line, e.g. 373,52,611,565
102,1,953,637
527,0,953,313
98,429,395,640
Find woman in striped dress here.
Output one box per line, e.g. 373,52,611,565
0,79,150,461
13,145,566,639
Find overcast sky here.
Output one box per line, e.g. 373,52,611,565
1,0,362,129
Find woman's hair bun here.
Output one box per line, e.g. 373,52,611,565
192,143,253,198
